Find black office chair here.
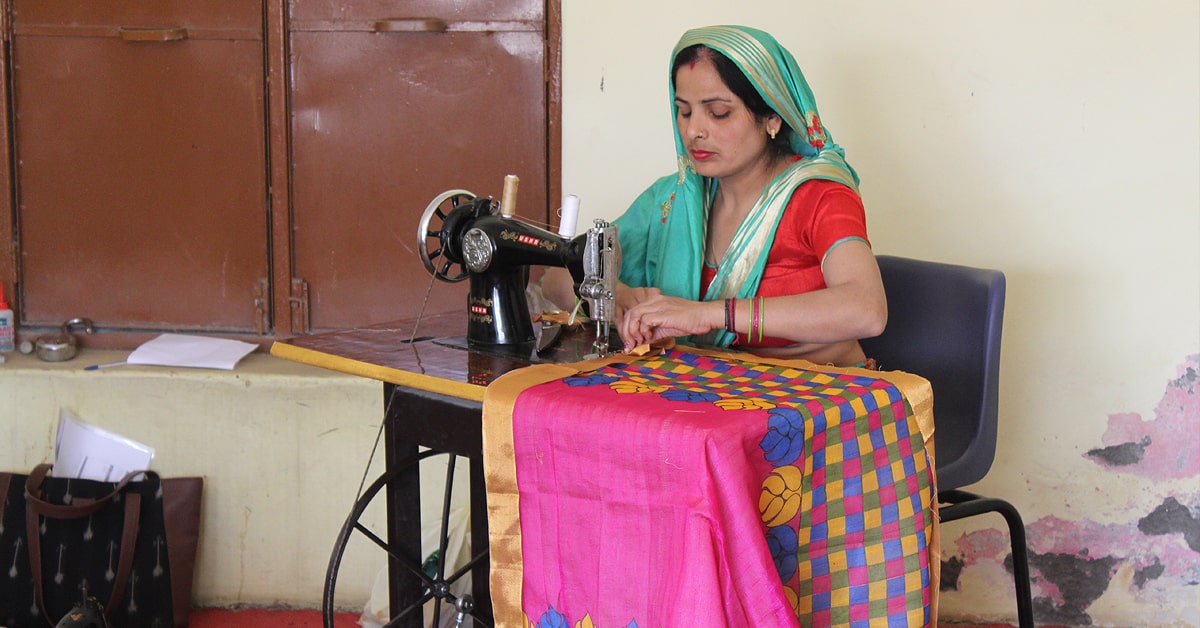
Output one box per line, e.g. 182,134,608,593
859,255,1034,628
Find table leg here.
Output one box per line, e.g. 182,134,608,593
382,383,493,626
384,384,425,628
470,456,493,619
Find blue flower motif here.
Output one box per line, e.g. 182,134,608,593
536,606,567,628
563,373,619,387
766,524,799,582
625,621,641,628
760,407,805,466
660,389,721,403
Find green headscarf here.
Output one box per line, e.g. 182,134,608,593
615,25,861,347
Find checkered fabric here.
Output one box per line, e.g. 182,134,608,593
514,349,933,628
609,351,933,626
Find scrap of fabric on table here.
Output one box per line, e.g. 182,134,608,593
484,348,938,628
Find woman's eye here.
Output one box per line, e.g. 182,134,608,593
711,110,731,120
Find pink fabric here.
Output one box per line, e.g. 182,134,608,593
513,373,795,626
508,350,933,627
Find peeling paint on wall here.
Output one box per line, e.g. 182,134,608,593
1085,355,1199,481
1085,435,1150,466
942,354,1200,626
1025,551,1119,626
1138,496,1200,553
941,555,965,591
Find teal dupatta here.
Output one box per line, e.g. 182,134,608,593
615,26,861,347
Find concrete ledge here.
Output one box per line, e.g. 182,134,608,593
0,348,387,608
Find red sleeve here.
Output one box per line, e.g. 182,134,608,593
764,179,869,278
794,179,869,259
756,179,869,305
740,179,870,348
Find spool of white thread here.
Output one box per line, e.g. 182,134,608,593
557,194,580,238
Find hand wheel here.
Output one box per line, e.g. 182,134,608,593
416,189,477,282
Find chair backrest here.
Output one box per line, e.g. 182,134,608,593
859,255,1006,491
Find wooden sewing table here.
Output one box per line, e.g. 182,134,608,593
271,311,604,626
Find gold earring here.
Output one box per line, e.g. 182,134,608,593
768,128,777,140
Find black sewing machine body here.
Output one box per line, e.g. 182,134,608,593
419,191,617,355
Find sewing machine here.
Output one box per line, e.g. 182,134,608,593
417,176,620,357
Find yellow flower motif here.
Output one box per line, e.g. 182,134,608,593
759,465,803,526
784,586,800,614
676,154,695,182
715,397,777,411
610,380,669,394
575,614,597,628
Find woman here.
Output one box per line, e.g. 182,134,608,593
545,25,885,367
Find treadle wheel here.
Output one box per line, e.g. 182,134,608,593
324,450,492,628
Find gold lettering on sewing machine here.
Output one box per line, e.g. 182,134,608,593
468,296,495,324
500,229,559,252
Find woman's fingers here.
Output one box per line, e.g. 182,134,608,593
620,295,703,350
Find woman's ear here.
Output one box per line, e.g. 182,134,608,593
766,113,783,137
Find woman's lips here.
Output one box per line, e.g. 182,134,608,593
690,149,715,161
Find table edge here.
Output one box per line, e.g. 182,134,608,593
269,341,486,402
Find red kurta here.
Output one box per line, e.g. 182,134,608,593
701,178,869,348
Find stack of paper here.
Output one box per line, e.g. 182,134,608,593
53,409,154,481
127,333,257,370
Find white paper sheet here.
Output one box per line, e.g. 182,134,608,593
127,333,257,370
53,409,155,481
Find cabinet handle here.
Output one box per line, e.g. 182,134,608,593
118,27,189,42
373,18,448,33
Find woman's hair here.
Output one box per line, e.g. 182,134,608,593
672,44,794,160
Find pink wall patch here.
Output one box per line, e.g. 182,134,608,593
1085,354,1199,480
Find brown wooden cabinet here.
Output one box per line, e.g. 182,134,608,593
288,0,550,331
9,1,269,333
0,0,559,346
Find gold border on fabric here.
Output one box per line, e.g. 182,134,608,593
482,347,940,627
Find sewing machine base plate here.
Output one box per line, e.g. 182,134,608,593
432,328,621,365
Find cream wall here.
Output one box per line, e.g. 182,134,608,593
562,2,1200,626
0,351,389,609
0,351,470,616
1,3,1195,625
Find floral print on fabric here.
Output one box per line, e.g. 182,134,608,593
522,349,933,627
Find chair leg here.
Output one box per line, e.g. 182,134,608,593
939,489,1035,628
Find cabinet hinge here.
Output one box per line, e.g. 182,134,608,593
253,278,270,335
289,278,311,334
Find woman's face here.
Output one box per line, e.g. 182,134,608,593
674,57,776,182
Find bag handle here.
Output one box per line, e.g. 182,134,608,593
24,464,146,624
25,463,156,519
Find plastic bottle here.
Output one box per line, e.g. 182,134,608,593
0,282,14,353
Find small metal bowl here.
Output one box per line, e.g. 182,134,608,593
35,318,95,362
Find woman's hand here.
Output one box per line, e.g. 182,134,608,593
619,292,721,350
615,284,660,322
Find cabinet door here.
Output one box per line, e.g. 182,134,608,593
288,0,548,331
10,2,269,332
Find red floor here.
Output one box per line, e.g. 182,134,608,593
190,608,359,627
